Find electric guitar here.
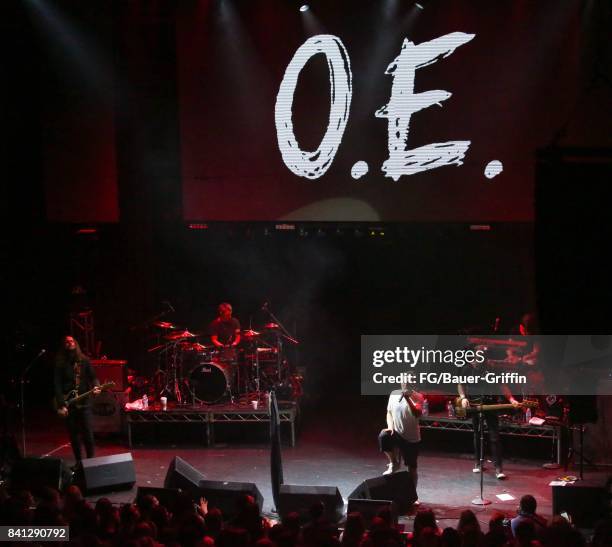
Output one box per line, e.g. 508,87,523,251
454,397,538,419
485,355,537,368
62,381,115,408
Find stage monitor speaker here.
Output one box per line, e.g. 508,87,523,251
164,456,205,497
135,486,182,513
348,471,417,513
552,479,609,528
277,484,344,523
10,457,72,495
81,453,136,494
347,498,398,527
197,480,263,519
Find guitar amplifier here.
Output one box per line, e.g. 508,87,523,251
91,359,127,391
91,390,128,434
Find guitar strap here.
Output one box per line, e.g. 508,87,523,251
73,360,81,393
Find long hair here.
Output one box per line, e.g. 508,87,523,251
55,336,85,367
458,509,481,534
413,508,438,538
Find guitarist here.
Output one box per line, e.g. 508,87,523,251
54,336,100,468
457,383,519,480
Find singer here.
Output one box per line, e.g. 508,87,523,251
378,382,424,504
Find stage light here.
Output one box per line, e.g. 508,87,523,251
23,0,113,94
298,3,326,36
415,2,424,9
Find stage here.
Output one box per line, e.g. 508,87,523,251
20,400,608,530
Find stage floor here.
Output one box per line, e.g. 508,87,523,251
21,400,608,530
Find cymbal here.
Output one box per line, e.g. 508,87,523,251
263,323,279,330
242,329,260,338
179,341,209,352
153,320,176,329
164,329,196,340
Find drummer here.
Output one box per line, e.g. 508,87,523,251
209,302,241,348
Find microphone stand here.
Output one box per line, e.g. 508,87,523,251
20,351,46,457
471,408,491,506
262,305,299,382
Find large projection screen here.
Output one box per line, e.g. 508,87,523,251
178,0,589,222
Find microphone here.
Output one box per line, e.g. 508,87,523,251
261,301,269,311
164,301,175,312
23,348,46,377
493,317,501,333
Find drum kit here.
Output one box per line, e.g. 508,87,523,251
147,319,298,405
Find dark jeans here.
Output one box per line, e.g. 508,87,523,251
472,411,502,470
66,406,95,462
378,430,419,468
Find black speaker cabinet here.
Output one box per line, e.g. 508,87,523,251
198,480,264,519
81,453,136,494
11,457,72,495
90,360,127,391
164,456,205,497
566,395,599,424
347,498,398,527
552,479,609,528
348,471,417,513
277,484,344,523
91,391,128,433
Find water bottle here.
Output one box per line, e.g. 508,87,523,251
447,400,455,418
142,394,148,410
422,398,429,417
525,406,531,423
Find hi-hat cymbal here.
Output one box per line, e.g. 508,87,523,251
242,329,260,338
263,323,279,330
164,329,196,340
153,320,176,329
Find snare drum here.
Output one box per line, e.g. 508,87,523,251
189,362,232,403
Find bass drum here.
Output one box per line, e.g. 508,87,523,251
189,362,232,404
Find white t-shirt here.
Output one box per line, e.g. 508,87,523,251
387,390,422,442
